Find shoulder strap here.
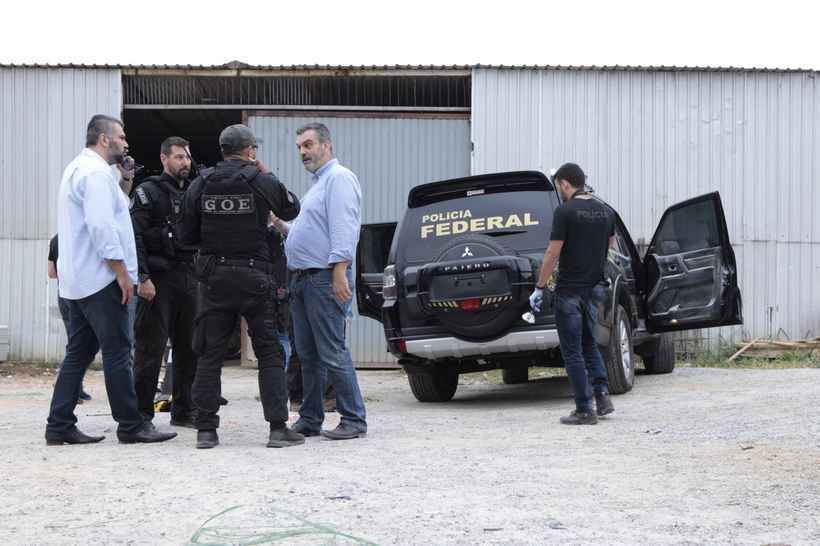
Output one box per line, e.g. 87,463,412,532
133,177,163,206
238,166,276,211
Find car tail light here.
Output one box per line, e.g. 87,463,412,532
382,265,397,299
459,298,482,311
398,339,407,353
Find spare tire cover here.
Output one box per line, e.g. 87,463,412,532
427,234,525,341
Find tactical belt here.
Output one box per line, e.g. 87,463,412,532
214,256,274,274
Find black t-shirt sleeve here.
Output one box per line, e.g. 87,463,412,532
48,235,58,262
549,205,568,241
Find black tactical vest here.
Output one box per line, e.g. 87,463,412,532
199,165,272,261
135,176,197,260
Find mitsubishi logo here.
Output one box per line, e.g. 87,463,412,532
461,246,473,258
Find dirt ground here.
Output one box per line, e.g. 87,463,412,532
0,364,818,545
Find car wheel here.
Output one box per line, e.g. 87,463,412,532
427,234,526,341
501,367,528,384
407,368,459,402
642,334,676,374
602,305,635,394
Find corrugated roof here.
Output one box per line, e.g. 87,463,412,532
0,61,814,73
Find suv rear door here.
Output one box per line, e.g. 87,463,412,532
643,192,742,333
356,222,397,321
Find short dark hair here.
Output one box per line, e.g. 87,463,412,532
296,122,331,144
161,136,190,156
553,162,586,189
85,114,123,147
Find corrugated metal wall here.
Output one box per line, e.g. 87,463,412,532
0,67,122,360
249,114,471,364
472,68,820,344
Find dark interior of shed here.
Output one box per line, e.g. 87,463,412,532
122,109,241,182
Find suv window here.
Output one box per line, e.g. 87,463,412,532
397,190,556,264
651,199,720,256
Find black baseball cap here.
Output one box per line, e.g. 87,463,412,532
553,162,586,189
219,124,257,154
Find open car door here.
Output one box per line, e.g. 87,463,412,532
356,222,397,322
643,192,742,333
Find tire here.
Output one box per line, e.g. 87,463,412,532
642,334,676,374
407,368,459,402
601,305,635,394
501,366,529,384
428,234,525,341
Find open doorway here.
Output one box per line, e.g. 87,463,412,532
122,109,242,182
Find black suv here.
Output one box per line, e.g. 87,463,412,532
356,171,742,402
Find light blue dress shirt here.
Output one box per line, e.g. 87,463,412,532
285,158,362,270
57,148,138,299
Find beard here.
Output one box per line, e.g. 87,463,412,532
110,149,126,165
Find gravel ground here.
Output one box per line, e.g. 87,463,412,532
0,365,818,545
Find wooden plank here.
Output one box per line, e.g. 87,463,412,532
728,338,760,362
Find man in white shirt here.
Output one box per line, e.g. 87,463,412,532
45,115,177,445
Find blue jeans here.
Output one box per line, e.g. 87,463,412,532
555,285,609,413
46,281,144,436
127,286,137,345
278,332,291,369
289,269,366,432
58,296,87,394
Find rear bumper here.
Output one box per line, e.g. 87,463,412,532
404,328,561,359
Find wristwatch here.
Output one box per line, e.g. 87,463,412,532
139,273,150,283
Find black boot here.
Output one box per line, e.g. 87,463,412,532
559,409,598,425
595,392,615,416
267,426,305,448
196,429,219,449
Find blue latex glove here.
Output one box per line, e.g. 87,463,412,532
529,287,544,313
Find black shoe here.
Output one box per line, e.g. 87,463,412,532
117,423,178,444
267,426,305,448
595,392,615,416
170,416,197,429
46,426,105,446
196,430,219,449
79,390,92,401
321,423,366,440
219,396,229,406
559,410,598,425
291,420,321,437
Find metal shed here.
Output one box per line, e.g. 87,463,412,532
471,66,820,347
1,62,817,363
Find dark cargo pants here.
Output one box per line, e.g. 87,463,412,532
191,264,288,430
132,265,198,421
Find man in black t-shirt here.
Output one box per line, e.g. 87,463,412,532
530,163,615,425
